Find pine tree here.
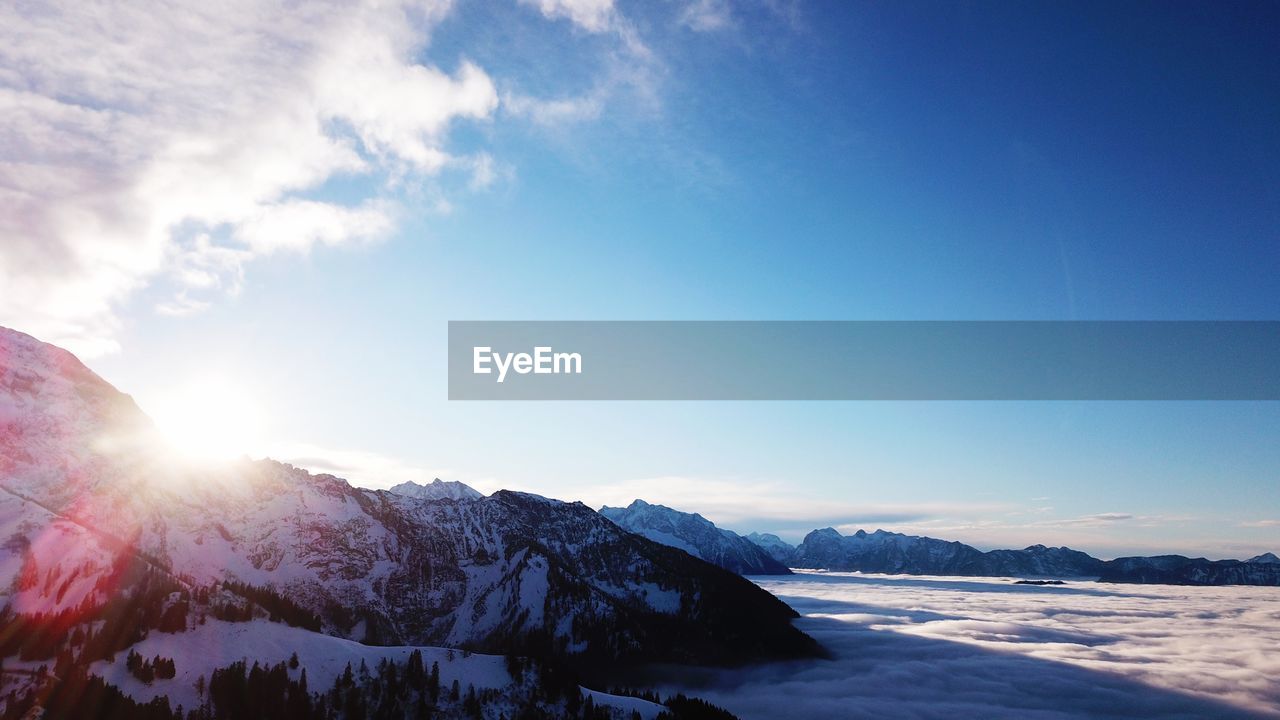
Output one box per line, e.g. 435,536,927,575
343,685,366,719
463,684,480,719
406,649,424,686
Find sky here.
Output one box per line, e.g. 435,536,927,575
2,0,1278,558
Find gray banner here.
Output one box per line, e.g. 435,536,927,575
447,321,1280,400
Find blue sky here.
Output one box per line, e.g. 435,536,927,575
5,0,1277,558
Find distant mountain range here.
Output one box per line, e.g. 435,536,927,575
735,527,1280,586
600,500,790,575
596,501,1278,587
779,527,1108,578
1098,553,1280,585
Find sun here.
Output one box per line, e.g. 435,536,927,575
146,376,266,461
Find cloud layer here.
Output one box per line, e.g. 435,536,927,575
649,572,1280,718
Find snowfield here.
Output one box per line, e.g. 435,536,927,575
87,619,664,719
651,571,1280,719
90,619,513,710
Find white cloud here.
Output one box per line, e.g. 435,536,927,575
679,0,733,32
232,199,396,255
1241,519,1280,528
0,0,498,356
519,0,616,33
1039,512,1136,527
653,573,1279,718
154,293,211,318
504,0,657,129
465,153,507,191
501,47,661,131
502,91,607,126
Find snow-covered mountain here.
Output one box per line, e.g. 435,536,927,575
599,500,790,575
1099,555,1280,586
745,532,796,567
981,544,1108,577
389,478,483,501
780,526,1278,585
791,528,1106,578
0,326,818,697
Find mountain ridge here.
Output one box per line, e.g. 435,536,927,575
389,478,484,502
599,500,790,576
743,527,1279,585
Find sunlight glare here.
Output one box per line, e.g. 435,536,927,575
147,377,266,461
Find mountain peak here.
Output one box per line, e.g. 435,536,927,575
0,325,148,425
388,478,482,501
746,531,792,547
613,498,708,522
1247,552,1280,564
746,532,797,567
600,500,791,575
0,325,157,505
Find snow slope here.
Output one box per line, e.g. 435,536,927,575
90,619,511,710
85,619,664,718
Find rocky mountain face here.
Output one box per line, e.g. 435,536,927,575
599,500,790,575
745,533,796,567
794,528,988,575
1099,555,1280,586
981,544,1108,577
0,326,818,672
389,478,484,501
788,528,1107,578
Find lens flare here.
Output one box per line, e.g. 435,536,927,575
146,377,265,461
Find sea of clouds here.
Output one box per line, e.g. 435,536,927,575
649,572,1280,719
